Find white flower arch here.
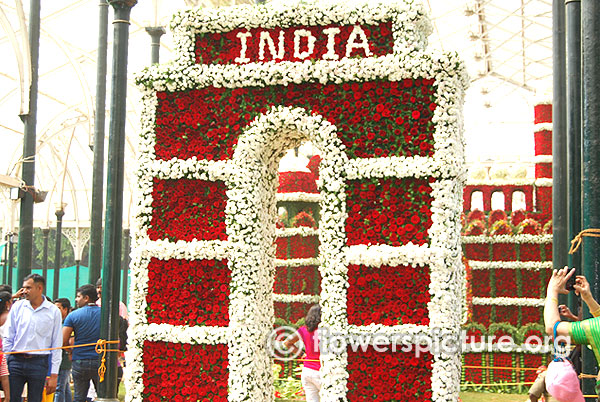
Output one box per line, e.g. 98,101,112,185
226,106,349,399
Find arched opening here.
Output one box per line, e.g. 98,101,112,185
491,191,505,210
228,108,347,399
470,190,484,211
512,190,526,211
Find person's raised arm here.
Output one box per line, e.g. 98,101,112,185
544,267,574,337
574,275,600,317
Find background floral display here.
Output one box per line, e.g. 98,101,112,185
459,101,555,391
128,1,467,401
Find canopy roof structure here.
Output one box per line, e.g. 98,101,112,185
0,0,553,234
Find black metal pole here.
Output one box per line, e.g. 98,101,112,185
553,0,568,270
145,26,165,64
2,239,7,284
565,0,582,376
42,227,50,280
7,235,14,288
582,0,600,398
98,1,136,400
53,208,65,299
89,0,110,286
121,228,130,304
16,0,42,285
75,259,80,289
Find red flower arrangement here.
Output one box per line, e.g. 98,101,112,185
154,79,437,161
346,347,433,402
523,354,547,382
519,270,542,298
149,179,227,242
491,353,514,383
488,210,508,227
520,306,541,325
274,265,321,295
466,209,486,223
347,264,430,326
274,301,307,324
195,22,394,65
471,270,491,298
142,341,228,402
472,305,492,327
495,305,518,326
463,242,489,261
146,258,230,326
290,210,318,228
462,353,485,384
493,269,517,298
278,171,318,193
306,155,321,179
517,218,542,235
346,177,434,246
510,209,526,227
288,235,319,258
464,220,486,236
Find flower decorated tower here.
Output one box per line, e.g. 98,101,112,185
461,100,554,387
128,1,468,401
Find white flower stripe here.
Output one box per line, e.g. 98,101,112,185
275,257,320,267
462,343,552,354
273,293,320,303
276,192,321,202
275,227,319,237
462,234,552,244
472,297,545,307
469,261,553,270
345,244,441,267
138,239,230,261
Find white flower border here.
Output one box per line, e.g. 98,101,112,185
462,234,552,244
128,1,468,401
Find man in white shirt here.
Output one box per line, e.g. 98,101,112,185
3,274,62,402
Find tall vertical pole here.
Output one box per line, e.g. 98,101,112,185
97,2,136,401
7,235,14,288
2,240,7,284
16,0,42,285
582,0,600,398
121,228,130,304
145,26,165,64
53,208,65,299
42,227,50,280
75,259,81,289
565,0,582,376
89,0,110,285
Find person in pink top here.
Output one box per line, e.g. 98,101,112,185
283,305,321,402
0,291,11,402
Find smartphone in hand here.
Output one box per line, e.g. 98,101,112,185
566,273,576,291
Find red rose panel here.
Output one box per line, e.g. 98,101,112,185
142,341,228,402
149,179,227,242
347,264,430,326
154,79,437,161
346,177,434,246
347,347,433,401
274,301,308,325
146,258,230,326
274,265,321,295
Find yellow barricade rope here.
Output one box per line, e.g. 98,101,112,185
0,339,121,382
569,228,600,254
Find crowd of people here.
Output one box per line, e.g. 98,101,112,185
0,274,127,402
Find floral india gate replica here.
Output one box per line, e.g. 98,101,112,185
126,1,468,401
